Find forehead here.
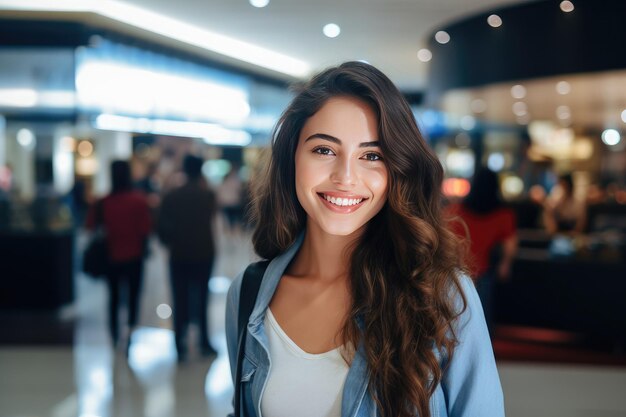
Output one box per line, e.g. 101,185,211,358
299,96,378,143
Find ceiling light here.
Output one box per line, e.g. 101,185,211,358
95,114,252,146
556,81,571,95
601,129,620,146
512,101,527,117
0,88,38,107
435,31,450,44
556,105,571,120
487,153,505,172
470,98,487,113
249,0,269,8
17,128,36,149
621,109,626,123
502,176,524,197
417,48,432,62
76,61,250,123
323,23,341,38
487,14,503,28
511,84,526,99
0,0,310,78
77,140,94,157
460,115,476,131
156,303,172,319
560,1,575,12
60,136,76,152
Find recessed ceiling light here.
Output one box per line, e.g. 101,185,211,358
560,1,575,13
601,129,621,146
512,101,527,117
556,105,571,120
323,23,341,38
556,81,571,95
249,0,270,7
511,84,526,99
417,48,432,62
460,115,476,131
77,140,94,157
487,14,502,28
17,128,36,149
621,109,626,123
470,98,487,113
435,31,450,44
0,0,310,78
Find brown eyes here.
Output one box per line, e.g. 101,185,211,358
362,152,383,161
312,146,334,156
311,146,383,162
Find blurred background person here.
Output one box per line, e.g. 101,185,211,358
85,160,152,354
543,173,588,236
216,164,244,237
157,154,218,361
446,167,518,334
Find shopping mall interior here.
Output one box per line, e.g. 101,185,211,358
1,0,626,416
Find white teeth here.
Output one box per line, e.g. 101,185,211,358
323,194,363,206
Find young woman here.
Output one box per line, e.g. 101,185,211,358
226,62,504,417
446,167,518,334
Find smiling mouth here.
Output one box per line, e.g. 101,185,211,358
318,193,367,207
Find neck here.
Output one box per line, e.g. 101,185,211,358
288,221,362,283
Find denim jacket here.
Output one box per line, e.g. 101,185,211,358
225,233,505,417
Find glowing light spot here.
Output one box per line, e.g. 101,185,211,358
601,129,621,146
323,23,341,38
156,303,172,319
435,31,450,44
417,48,432,62
556,81,571,95
487,14,503,28
511,84,526,99
560,1,575,13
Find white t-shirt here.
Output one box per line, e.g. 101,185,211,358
261,308,350,417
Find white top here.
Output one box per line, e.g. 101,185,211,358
260,308,350,417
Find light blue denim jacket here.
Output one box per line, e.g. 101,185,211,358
225,233,505,417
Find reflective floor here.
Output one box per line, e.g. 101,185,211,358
1,219,625,417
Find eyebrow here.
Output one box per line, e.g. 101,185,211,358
304,133,380,148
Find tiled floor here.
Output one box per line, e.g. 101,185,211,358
1,219,626,417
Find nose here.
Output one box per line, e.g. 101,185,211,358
330,155,356,186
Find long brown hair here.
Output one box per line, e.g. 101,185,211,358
250,61,467,417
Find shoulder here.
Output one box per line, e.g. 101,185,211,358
126,190,149,203
448,272,475,316
442,271,485,339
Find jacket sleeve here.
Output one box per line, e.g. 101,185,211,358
225,270,245,417
441,274,506,416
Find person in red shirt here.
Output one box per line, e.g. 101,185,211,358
86,160,152,353
446,168,518,334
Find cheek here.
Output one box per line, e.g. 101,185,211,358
370,170,389,199
294,154,317,205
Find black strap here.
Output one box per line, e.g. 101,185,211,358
234,260,270,417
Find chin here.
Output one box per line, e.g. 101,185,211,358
319,221,366,238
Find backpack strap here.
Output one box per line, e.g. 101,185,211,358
234,260,270,417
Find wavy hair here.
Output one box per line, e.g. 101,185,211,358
250,61,467,417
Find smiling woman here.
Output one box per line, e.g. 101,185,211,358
295,96,388,237
225,61,505,417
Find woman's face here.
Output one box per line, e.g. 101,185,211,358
294,96,388,238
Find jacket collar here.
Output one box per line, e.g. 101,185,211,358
248,231,305,327
247,231,372,417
